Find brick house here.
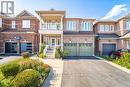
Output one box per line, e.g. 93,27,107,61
0,10,39,54
0,9,130,57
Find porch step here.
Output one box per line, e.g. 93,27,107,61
45,46,55,59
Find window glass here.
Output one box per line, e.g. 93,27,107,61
99,24,114,32
67,21,76,30
81,22,92,31
126,20,130,29
22,20,30,28
11,21,16,29
0,18,2,27
99,25,104,31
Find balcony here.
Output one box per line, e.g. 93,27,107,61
39,23,63,34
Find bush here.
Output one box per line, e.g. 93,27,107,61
38,53,45,58
39,43,45,54
55,48,61,58
55,48,69,59
21,52,30,59
121,52,130,59
62,50,69,58
12,69,40,87
19,59,42,71
19,59,50,77
1,63,20,77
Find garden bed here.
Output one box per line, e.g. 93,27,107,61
0,58,50,87
99,52,130,69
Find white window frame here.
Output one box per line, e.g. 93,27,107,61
0,18,2,27
99,24,114,32
22,20,30,28
67,21,76,30
126,20,130,30
81,21,91,31
11,21,16,29
99,25,104,31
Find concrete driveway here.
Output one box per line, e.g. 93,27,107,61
0,55,21,64
61,57,130,87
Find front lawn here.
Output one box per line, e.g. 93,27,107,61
0,58,50,87
101,52,130,69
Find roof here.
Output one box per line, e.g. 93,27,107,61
16,10,35,17
35,9,65,15
117,13,130,21
120,31,130,39
1,29,37,33
97,34,120,39
63,31,95,35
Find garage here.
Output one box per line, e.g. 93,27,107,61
64,43,77,56
20,43,32,53
102,44,116,55
79,43,93,56
64,43,94,56
5,42,17,53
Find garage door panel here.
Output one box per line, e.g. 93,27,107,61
64,43,77,56
79,43,93,56
5,42,17,53
102,44,116,55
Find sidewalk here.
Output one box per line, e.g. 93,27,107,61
40,59,63,87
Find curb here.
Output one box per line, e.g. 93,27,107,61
95,56,130,74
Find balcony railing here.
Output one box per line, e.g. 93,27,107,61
41,23,61,30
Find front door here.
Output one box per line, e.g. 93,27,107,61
51,38,56,46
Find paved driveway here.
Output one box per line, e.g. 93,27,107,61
61,57,130,87
0,55,21,64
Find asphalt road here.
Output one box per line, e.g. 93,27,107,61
61,57,130,87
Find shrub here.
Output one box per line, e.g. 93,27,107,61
62,50,69,58
1,63,20,77
39,43,45,54
19,59,42,71
55,48,61,58
121,52,130,59
12,69,41,87
21,52,30,59
39,53,45,58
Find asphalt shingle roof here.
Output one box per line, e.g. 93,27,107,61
97,34,120,39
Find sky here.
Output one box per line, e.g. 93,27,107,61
0,0,130,20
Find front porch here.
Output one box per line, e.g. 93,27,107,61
39,34,63,58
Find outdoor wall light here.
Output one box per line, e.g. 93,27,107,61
69,40,72,43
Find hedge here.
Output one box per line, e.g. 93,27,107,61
12,69,41,87
1,62,20,77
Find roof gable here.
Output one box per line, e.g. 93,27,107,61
16,10,34,17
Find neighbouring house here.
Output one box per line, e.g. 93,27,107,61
0,9,130,57
0,10,39,54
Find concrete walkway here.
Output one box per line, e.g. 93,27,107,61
40,59,63,87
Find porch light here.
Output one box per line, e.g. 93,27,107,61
85,39,87,43
69,40,72,43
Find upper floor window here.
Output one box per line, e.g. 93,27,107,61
11,21,16,29
0,18,2,27
81,22,92,31
22,20,30,28
99,25,114,32
126,20,130,29
66,21,76,30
